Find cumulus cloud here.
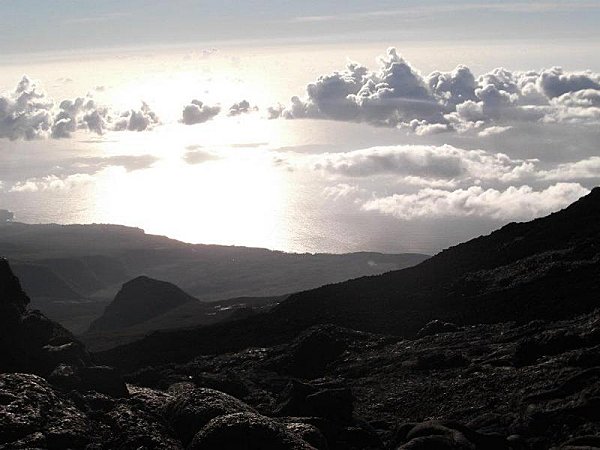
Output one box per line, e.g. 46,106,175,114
538,67,600,98
181,100,221,125
228,100,257,116
270,48,600,133
113,102,160,132
0,76,53,140
362,183,589,220
0,77,160,140
51,97,110,138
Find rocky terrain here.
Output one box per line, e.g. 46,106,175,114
1,189,600,449
2,255,600,448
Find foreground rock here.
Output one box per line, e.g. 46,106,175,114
119,311,600,449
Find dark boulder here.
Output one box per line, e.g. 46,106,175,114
305,387,354,422
104,403,182,449
79,366,129,398
284,421,329,449
275,379,354,422
163,387,256,445
0,373,90,449
284,325,349,379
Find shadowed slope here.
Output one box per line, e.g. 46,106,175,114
97,188,600,369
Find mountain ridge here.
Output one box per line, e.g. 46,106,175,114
96,188,600,369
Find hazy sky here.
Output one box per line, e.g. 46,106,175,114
1,1,600,254
2,1,600,54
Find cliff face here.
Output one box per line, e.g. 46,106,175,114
0,258,89,375
0,257,29,320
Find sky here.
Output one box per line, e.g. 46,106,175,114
1,1,600,254
2,1,600,54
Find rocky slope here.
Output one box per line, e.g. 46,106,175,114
3,252,600,448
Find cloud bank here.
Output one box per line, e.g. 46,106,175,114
304,143,599,221
362,183,589,220
270,48,600,134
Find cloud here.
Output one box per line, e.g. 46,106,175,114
10,173,94,192
538,67,600,99
113,102,160,132
51,97,109,138
323,183,364,200
313,145,536,183
362,183,589,220
66,155,158,174
183,148,221,164
270,48,600,133
0,76,53,140
0,77,160,140
228,100,257,116
539,156,600,181
478,125,512,137
181,100,221,125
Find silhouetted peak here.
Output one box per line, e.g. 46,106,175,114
122,275,159,288
88,275,198,332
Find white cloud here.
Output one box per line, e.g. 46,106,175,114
313,144,536,183
51,97,110,138
539,156,600,181
181,100,221,125
10,173,94,192
228,100,257,116
0,77,160,140
113,102,160,132
323,183,364,200
538,67,600,99
0,76,53,140
362,183,589,220
270,49,600,133
478,125,513,137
